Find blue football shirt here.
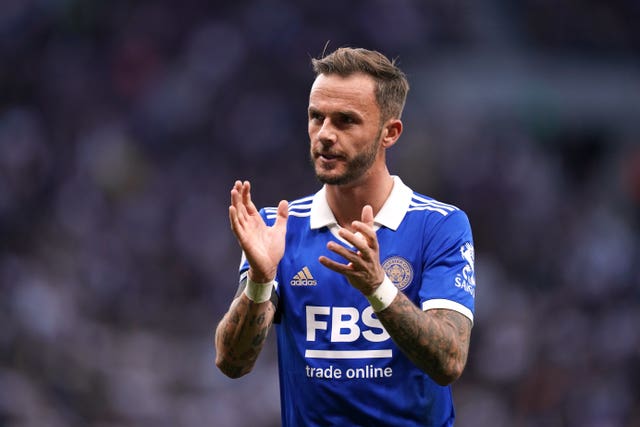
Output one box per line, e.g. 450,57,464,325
240,176,476,427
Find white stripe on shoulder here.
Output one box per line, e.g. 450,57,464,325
266,210,311,219
287,196,313,217
411,193,459,211
409,195,458,216
263,195,313,217
407,205,451,216
289,195,314,207
289,203,312,212
287,210,311,218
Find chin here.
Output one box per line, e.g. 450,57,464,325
316,171,358,186
315,170,341,185
315,162,368,186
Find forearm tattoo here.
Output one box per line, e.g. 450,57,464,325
215,295,275,377
376,292,471,384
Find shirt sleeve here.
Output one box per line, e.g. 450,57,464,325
419,209,476,324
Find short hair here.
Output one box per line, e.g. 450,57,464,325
311,47,410,121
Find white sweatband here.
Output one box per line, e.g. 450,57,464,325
366,276,398,312
244,277,276,303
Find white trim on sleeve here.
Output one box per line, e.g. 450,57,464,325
422,299,474,325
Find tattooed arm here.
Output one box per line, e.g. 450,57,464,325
215,180,288,378
318,205,472,386
215,291,276,379
376,293,472,386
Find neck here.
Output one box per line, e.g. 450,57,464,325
325,170,394,230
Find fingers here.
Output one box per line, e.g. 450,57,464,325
326,240,361,264
229,181,251,237
273,199,289,232
337,226,377,257
242,181,259,215
228,205,239,232
361,204,374,226
336,229,367,255
347,205,379,252
241,180,251,206
230,182,242,218
229,201,247,239
327,205,380,272
230,180,254,223
318,254,352,274
276,199,289,220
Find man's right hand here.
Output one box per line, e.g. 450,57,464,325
228,180,288,283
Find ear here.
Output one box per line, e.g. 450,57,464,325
381,119,403,149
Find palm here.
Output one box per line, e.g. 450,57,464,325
237,208,285,273
229,181,288,282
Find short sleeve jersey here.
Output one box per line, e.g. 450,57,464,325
239,176,476,427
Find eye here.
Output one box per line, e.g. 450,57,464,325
338,113,357,126
309,111,324,123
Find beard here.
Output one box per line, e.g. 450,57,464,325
310,129,383,186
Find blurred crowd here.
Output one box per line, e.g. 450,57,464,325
1,1,639,426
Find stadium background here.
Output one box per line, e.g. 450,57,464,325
1,1,639,426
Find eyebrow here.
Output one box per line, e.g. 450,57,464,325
337,110,357,118
308,105,361,118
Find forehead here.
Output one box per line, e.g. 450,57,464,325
309,73,378,115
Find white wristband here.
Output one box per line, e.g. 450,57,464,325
244,277,276,303
366,276,398,312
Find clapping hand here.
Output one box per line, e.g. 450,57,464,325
229,180,288,283
319,205,385,296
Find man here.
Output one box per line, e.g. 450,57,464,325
215,47,476,426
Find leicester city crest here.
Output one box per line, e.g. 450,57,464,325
382,256,413,290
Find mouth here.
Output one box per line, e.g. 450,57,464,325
315,152,342,161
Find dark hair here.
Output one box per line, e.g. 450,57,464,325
311,47,410,121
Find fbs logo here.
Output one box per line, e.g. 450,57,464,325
291,266,317,286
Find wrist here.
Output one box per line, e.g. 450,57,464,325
366,276,398,312
248,268,275,284
244,277,276,303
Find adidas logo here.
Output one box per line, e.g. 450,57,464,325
290,267,317,286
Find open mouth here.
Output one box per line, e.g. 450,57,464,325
317,152,341,161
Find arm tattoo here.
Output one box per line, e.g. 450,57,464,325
215,295,276,378
376,292,471,385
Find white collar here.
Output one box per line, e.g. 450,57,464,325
309,176,413,231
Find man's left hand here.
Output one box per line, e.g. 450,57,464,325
319,205,386,296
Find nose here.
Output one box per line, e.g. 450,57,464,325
316,119,337,146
